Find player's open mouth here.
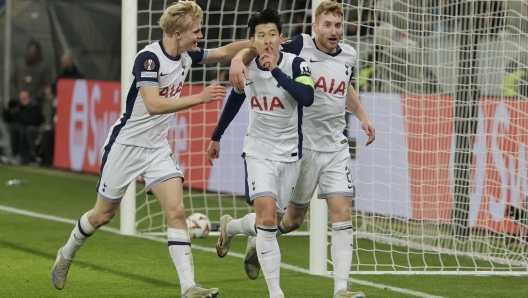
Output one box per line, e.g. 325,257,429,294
329,38,338,42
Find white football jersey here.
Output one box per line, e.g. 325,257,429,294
103,41,209,149
281,34,357,152
242,52,308,162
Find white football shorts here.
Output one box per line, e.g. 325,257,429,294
96,143,183,202
290,147,355,208
244,155,301,217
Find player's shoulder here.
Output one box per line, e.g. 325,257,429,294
281,34,310,55
338,43,357,57
136,42,163,63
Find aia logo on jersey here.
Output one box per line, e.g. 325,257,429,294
314,77,346,95
160,82,183,98
251,96,285,110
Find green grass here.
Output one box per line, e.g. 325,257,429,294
1,163,528,297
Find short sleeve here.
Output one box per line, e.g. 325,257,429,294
134,51,160,88
280,34,304,56
291,57,312,79
187,48,210,66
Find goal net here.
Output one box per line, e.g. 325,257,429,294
129,0,528,275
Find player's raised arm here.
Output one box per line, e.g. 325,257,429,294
260,50,314,107
207,89,246,165
141,84,226,115
345,84,375,146
229,48,258,90
201,40,255,64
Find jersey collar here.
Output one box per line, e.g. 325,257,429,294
158,40,182,62
312,38,342,57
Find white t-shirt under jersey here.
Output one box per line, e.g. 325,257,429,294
281,34,357,152
102,40,209,149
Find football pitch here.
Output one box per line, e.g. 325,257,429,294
0,163,526,298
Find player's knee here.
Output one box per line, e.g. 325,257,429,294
163,203,186,222
261,216,277,227
289,219,302,231
330,207,352,222
90,211,116,228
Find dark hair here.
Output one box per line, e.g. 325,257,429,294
248,7,282,38
48,84,57,96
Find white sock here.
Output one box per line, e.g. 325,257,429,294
226,213,257,237
331,221,354,294
256,225,283,298
62,212,96,260
168,228,195,294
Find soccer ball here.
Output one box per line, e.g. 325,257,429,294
186,213,211,238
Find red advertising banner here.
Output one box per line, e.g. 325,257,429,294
471,97,528,233
402,94,455,222
54,79,217,191
54,79,122,173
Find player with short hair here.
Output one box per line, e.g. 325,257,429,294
218,1,375,298
207,7,314,298
51,1,253,297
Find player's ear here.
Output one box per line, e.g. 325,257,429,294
279,34,284,43
312,22,317,34
250,36,255,47
174,31,181,39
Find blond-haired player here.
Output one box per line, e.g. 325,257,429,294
51,1,253,297
219,1,375,297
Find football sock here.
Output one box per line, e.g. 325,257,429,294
256,225,283,298
276,221,289,236
62,212,96,260
168,228,195,294
331,221,354,294
226,212,257,237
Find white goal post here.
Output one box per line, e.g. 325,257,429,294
121,0,528,276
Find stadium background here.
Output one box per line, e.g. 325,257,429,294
2,0,528,297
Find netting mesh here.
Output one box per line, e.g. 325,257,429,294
135,0,528,274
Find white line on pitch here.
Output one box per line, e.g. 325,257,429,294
0,205,445,298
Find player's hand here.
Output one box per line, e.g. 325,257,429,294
362,120,376,146
259,48,277,71
200,83,226,104
229,57,250,91
207,141,221,166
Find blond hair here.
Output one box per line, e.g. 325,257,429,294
314,1,343,21
158,1,203,36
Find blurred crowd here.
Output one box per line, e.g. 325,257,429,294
0,39,83,166
1,0,526,167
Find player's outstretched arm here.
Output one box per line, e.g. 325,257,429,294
140,84,226,115
229,48,258,91
345,85,375,146
202,40,254,64
207,89,246,165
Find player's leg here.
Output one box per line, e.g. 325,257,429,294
52,195,120,290
279,204,308,234
247,157,291,298
243,149,318,280
279,148,321,234
52,143,141,290
216,212,257,258
146,146,218,298
320,150,364,298
216,156,262,258
253,196,282,298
